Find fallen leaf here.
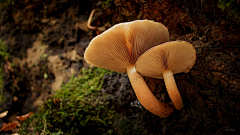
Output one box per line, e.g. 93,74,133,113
16,112,34,121
0,122,18,132
11,133,20,135
0,111,8,118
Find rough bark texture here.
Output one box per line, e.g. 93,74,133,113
103,0,240,134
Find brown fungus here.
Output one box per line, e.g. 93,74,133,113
84,20,175,117
136,41,196,110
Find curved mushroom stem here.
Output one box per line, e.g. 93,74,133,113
127,65,175,117
163,69,183,110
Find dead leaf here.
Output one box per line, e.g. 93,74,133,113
8,115,21,127
0,111,8,118
11,133,20,135
76,21,89,32
16,112,34,121
0,122,18,132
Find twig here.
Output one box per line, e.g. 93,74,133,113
87,9,97,30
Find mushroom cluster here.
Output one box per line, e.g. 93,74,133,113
84,20,196,117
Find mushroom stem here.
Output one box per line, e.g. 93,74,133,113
163,69,183,110
127,65,175,117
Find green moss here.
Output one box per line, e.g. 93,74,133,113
0,39,9,61
0,39,10,102
101,0,114,8
19,67,116,134
218,0,240,22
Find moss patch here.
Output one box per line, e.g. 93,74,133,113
218,0,240,22
19,67,116,134
0,39,10,102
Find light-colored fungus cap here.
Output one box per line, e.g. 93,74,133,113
84,20,169,72
135,41,196,79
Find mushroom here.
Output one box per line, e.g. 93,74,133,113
135,41,196,110
84,20,175,117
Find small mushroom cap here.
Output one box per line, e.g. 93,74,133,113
135,41,196,79
84,20,169,73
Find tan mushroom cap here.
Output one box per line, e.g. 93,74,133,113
84,20,169,72
135,41,196,79
84,20,176,117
